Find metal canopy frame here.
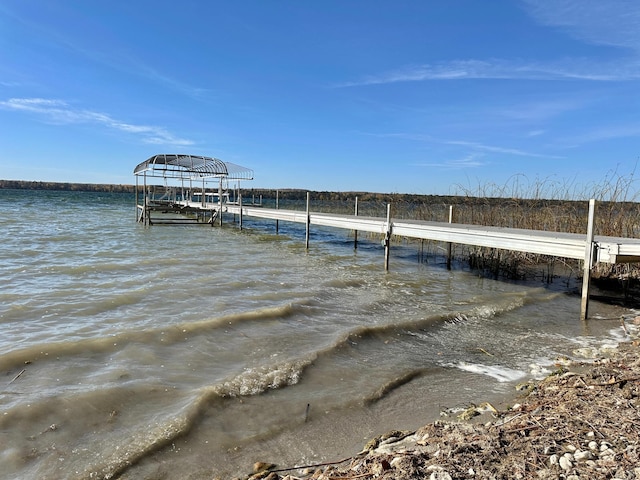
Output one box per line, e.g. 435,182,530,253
133,154,254,181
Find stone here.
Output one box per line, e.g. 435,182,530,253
574,450,594,462
559,455,573,471
253,462,276,473
429,471,452,480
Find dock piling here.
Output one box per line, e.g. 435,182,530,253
580,199,596,320
305,192,310,250
384,203,391,271
447,205,453,270
354,196,359,250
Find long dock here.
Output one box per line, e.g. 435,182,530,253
133,155,639,320
222,198,640,320
224,203,640,264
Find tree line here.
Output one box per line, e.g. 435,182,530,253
0,179,136,193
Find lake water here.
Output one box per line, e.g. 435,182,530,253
0,188,634,479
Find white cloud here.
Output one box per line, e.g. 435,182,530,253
336,58,640,88
413,154,486,169
443,140,561,159
520,0,640,52
337,2,640,88
527,130,545,137
0,97,195,146
559,123,640,146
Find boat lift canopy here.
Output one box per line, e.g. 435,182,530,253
133,154,254,181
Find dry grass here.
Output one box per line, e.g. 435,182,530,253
253,167,640,290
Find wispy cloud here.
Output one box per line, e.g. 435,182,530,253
336,58,640,88
559,123,640,146
366,132,561,159
444,140,561,159
412,154,486,169
527,130,545,137
337,2,640,88
497,98,589,122
521,0,640,53
0,98,195,146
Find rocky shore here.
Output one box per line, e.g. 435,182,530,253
242,326,640,480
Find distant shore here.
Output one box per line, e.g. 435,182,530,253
0,179,136,193
0,179,466,203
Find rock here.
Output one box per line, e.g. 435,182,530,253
600,441,612,451
429,471,452,480
253,462,276,473
574,450,594,462
559,454,573,471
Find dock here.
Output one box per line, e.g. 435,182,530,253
133,154,640,320
223,196,640,320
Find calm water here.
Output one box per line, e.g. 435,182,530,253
0,189,634,479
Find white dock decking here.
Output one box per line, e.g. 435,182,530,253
225,204,640,265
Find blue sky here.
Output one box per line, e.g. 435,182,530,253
0,1,639,197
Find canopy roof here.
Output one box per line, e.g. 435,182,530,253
134,154,254,181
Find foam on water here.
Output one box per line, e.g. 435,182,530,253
453,362,528,383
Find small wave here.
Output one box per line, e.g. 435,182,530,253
212,357,313,397
4,356,314,479
174,302,309,336
0,303,309,372
453,362,527,383
364,369,427,405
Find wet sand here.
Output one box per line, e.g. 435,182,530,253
242,324,640,480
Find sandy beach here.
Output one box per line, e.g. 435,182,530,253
243,323,640,480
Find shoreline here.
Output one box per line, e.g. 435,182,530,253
242,323,640,480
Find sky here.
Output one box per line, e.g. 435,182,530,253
0,1,639,197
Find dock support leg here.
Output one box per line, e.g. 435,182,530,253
384,203,391,271
580,199,596,321
276,190,279,234
447,205,453,270
354,196,359,250
239,194,243,230
305,192,310,250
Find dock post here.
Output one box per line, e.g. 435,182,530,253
580,199,596,320
135,176,139,221
143,174,150,226
276,190,279,234
305,192,310,249
218,178,223,227
447,205,453,269
384,203,391,271
239,194,243,230
354,196,359,249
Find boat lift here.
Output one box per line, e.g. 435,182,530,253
133,154,254,226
